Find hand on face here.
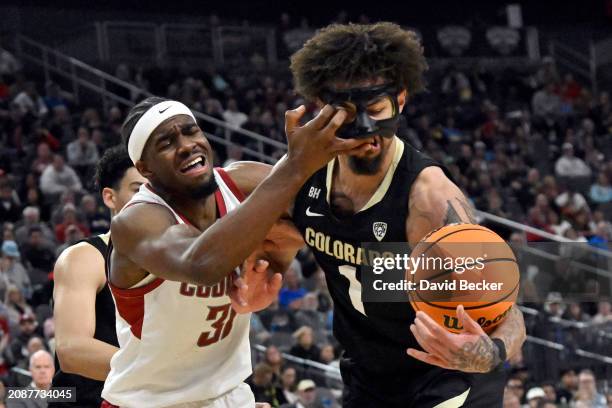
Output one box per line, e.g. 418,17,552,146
284,105,369,177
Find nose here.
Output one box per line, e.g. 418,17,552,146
175,126,197,157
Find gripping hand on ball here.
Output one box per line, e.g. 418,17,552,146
407,304,502,373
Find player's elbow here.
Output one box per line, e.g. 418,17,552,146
55,341,79,374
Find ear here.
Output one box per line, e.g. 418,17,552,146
135,160,153,179
397,89,408,113
102,188,116,211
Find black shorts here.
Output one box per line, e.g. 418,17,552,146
340,357,508,408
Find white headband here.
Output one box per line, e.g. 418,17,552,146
128,100,197,164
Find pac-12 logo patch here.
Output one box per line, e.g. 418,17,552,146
372,222,387,241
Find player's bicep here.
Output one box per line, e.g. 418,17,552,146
53,245,103,342
406,167,477,244
111,205,200,282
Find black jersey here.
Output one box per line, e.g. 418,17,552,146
293,138,442,375
50,234,118,408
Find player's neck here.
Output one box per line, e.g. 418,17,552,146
151,184,217,229
335,137,397,198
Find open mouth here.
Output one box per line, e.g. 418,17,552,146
180,156,208,176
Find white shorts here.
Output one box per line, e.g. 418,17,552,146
163,383,255,408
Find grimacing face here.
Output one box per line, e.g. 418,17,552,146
137,115,217,200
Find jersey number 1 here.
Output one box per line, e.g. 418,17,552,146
197,304,237,347
338,265,367,316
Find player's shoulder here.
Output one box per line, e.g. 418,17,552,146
54,241,106,285
223,160,273,196
110,202,177,247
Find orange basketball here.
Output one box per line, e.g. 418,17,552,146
407,223,519,333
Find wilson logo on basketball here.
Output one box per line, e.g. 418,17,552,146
443,315,463,330
442,305,513,332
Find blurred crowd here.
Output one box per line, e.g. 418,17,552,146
0,19,611,408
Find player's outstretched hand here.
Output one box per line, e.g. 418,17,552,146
229,254,282,314
255,403,271,408
406,305,502,373
284,105,368,177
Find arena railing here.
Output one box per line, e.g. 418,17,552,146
14,35,612,272
14,35,285,164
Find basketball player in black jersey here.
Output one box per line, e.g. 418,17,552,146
284,23,526,407
50,146,146,407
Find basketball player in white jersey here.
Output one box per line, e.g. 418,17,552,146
102,97,363,408
52,145,146,407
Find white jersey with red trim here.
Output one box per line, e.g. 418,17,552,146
102,168,253,408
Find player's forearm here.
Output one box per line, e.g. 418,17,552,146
186,159,308,285
56,337,118,381
490,307,526,360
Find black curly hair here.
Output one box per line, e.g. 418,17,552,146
94,145,134,192
290,22,427,100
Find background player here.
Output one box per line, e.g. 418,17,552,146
102,97,363,407
51,146,146,407
284,22,527,407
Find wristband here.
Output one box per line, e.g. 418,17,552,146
492,338,507,363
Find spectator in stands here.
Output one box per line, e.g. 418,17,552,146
318,344,336,366
294,293,326,333
222,98,248,140
53,204,89,244
535,56,559,87
592,301,612,325
42,81,71,112
80,194,109,235
505,376,526,405
263,345,285,383
247,363,287,407
280,379,321,408
27,350,54,393
10,336,46,386
562,302,590,322
258,299,299,334
555,185,590,219
289,326,319,362
66,126,99,178
30,143,53,176
14,207,53,246
532,83,560,120
50,191,77,226
540,382,557,405
555,143,592,179
0,241,31,298
573,369,606,408
0,40,20,78
9,313,41,368
223,145,244,167
0,184,21,224
279,265,307,310
54,224,85,257
525,387,546,407
280,366,298,404
590,173,612,204
502,391,520,408
12,82,48,118
21,227,56,278
4,286,33,326
39,155,82,199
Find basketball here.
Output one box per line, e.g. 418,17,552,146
407,223,520,334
